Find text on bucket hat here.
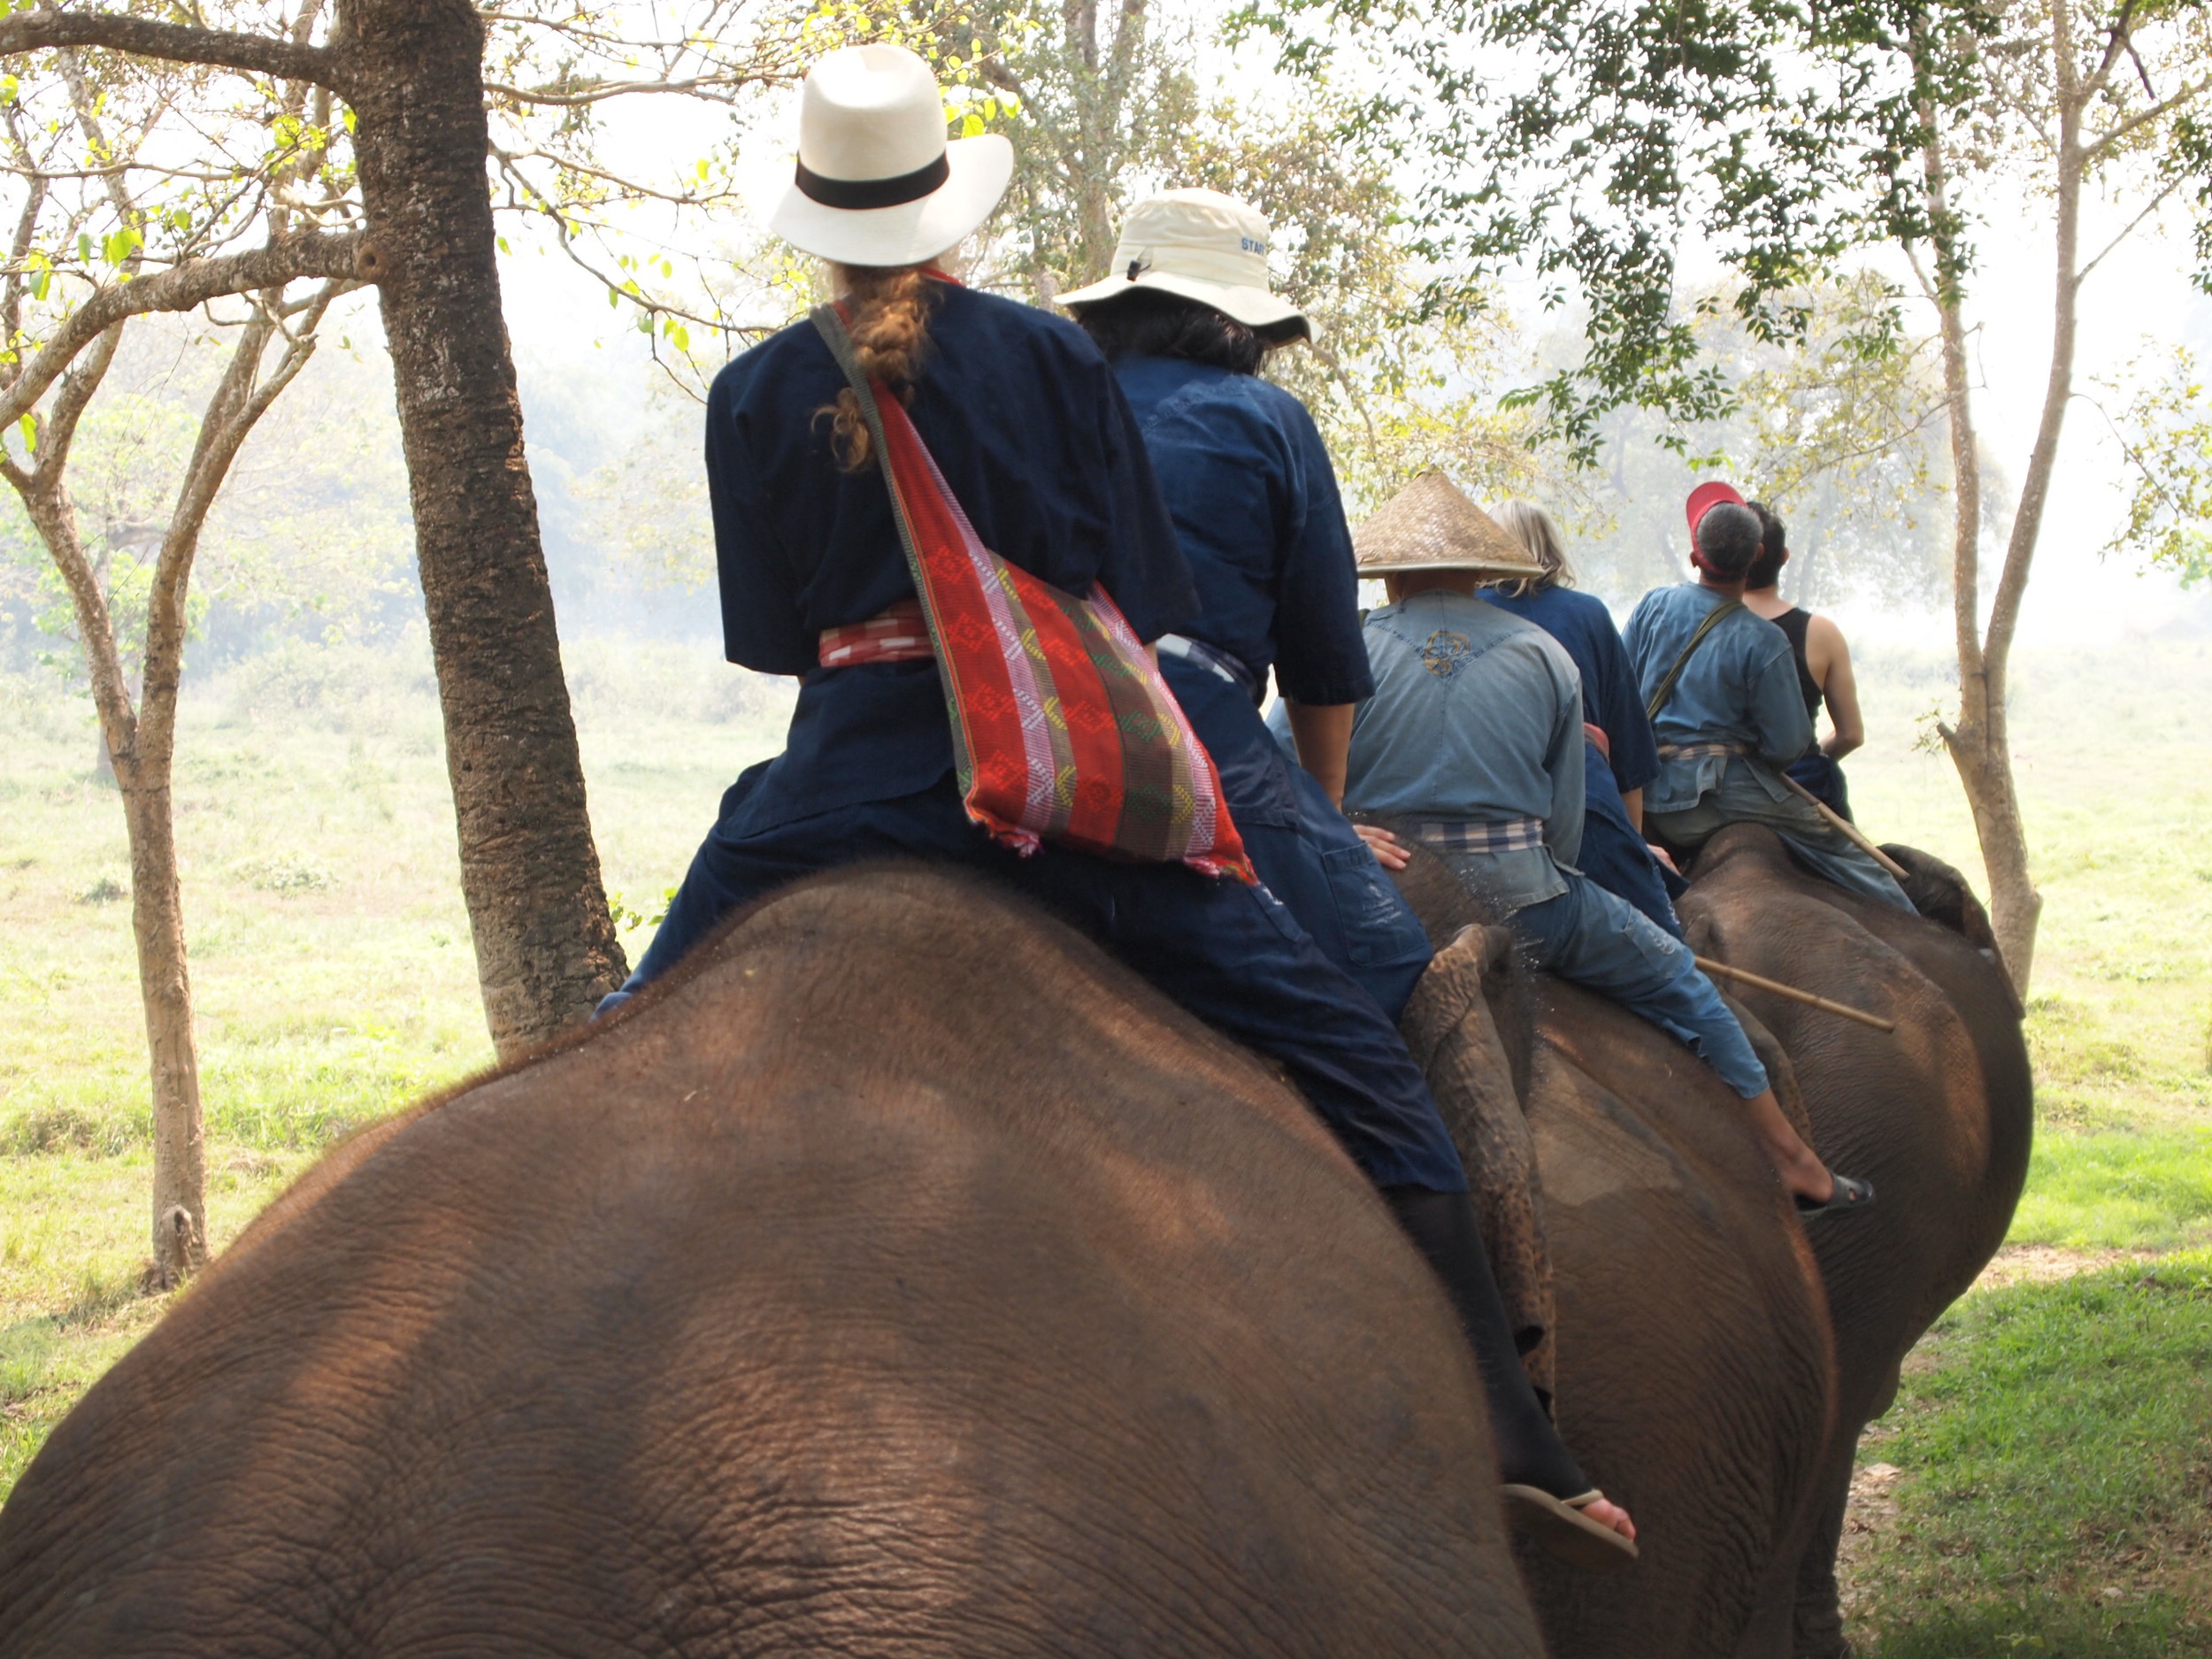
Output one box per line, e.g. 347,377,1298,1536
1056,188,1310,339
764,45,1013,271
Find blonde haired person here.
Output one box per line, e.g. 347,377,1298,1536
1481,500,1682,938
603,47,1635,1569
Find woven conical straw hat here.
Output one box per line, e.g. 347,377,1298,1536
1354,470,1549,579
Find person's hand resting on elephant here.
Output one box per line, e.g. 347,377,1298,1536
1356,822,1412,872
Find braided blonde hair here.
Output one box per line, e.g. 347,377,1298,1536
822,263,937,472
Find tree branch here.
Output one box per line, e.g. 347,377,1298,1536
2078,174,2182,281
2080,77,2209,163
0,10,338,90
0,229,361,427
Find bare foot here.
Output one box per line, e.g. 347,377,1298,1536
1743,1087,1834,1203
1582,1494,1637,1541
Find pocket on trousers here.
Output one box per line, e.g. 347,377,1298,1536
1321,844,1432,969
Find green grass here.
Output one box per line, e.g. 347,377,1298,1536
1848,1256,2212,1655
2008,1129,2212,1251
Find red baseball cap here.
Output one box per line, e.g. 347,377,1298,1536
1686,480,1747,548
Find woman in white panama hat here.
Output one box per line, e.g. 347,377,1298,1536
1067,192,1637,1566
600,47,1640,1563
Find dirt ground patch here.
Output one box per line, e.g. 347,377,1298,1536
1970,1241,2163,1292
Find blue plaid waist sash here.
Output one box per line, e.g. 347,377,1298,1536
1409,816,1547,855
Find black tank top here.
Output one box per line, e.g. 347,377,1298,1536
1772,606,1824,720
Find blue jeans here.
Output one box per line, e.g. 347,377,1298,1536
1467,863,1770,1099
616,772,1470,1194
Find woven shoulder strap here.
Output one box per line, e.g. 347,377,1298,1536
809,304,928,588
1646,597,1744,723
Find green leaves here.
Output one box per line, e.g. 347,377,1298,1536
1244,0,1995,456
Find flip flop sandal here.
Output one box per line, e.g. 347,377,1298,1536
1795,1173,1877,1219
1501,1485,1640,1572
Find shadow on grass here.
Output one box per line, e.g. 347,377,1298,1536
1849,1254,2212,1654
1867,1593,2212,1656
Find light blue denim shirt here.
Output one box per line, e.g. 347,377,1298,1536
1622,582,1816,814
1306,591,1585,912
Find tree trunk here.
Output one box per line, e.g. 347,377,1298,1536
341,0,626,1055
19,461,206,1286
1919,72,2051,995
120,766,207,1286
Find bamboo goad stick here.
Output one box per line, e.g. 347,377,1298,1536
1695,956,1897,1033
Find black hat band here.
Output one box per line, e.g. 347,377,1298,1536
795,152,950,211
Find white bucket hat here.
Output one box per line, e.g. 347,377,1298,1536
764,44,1014,269
1057,188,1310,340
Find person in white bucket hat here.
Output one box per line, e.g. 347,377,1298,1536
607,50,1632,1570
1064,190,1638,1566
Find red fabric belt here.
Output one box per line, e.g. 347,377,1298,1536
1583,721,1611,763
818,599,934,668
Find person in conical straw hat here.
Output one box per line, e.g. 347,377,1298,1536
607,57,1594,1523
1064,197,1636,1567
1337,471,1879,1226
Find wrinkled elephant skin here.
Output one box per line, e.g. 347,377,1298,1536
1384,825,2027,1659
1680,827,2032,1658
0,866,1547,1659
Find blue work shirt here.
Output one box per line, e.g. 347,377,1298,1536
1624,582,1815,815
706,281,1195,832
1111,357,1373,703
1337,591,1585,910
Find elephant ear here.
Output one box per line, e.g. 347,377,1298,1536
1879,843,2013,978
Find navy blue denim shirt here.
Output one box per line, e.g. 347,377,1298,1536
1111,356,1372,705
1483,583,1660,795
705,281,1196,832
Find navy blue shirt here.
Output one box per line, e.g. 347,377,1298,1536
1111,357,1372,704
705,281,1196,829
1483,583,1660,795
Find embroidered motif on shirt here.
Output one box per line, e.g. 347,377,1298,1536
1420,630,1472,679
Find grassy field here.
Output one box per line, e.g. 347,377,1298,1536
3,628,2210,1649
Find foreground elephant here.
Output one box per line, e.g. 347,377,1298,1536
1386,823,2031,1658
0,867,1545,1658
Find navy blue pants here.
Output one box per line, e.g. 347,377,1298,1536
1574,749,1687,941
1164,654,1433,1021
620,772,1469,1194
1787,751,1853,821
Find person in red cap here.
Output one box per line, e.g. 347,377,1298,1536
1622,484,1912,911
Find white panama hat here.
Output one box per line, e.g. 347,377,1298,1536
1057,188,1311,340
764,44,1014,269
